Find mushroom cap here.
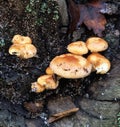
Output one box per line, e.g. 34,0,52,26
12,35,32,44
50,53,92,79
86,37,108,52
67,41,88,55
87,53,111,74
9,44,37,59
37,75,58,90
9,44,22,57
12,35,22,44
22,44,37,59
31,82,45,93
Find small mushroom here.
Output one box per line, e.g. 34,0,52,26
31,75,59,93
67,41,88,55
86,37,108,52
87,53,111,74
45,67,54,75
9,35,37,59
37,75,59,90
31,82,45,93
9,44,37,59
50,53,92,79
12,34,32,44
8,44,22,57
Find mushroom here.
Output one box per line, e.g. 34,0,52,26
31,82,45,93
37,75,59,90
67,41,88,55
9,43,37,59
45,67,54,75
9,34,37,59
12,34,32,44
31,75,59,93
87,53,111,74
86,37,108,52
9,44,23,57
50,53,92,79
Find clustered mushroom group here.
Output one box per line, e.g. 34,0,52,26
8,35,111,93
9,35,37,59
30,37,111,93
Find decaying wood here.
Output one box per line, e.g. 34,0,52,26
48,108,79,123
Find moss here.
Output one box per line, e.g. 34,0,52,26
25,0,60,26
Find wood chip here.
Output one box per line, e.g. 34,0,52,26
48,108,79,123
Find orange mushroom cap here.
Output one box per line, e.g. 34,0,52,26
9,44,23,57
12,35,32,44
67,41,88,55
50,53,92,79
86,37,108,52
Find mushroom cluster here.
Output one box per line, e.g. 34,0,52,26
9,35,37,59
31,75,59,93
31,37,111,93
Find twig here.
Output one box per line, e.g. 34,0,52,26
48,108,79,123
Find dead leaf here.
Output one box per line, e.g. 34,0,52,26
24,100,44,113
48,108,79,123
68,0,107,36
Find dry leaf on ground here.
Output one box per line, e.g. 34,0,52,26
68,0,107,36
48,108,79,123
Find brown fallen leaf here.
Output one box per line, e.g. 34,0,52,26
67,0,107,36
48,108,79,123
24,100,44,113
